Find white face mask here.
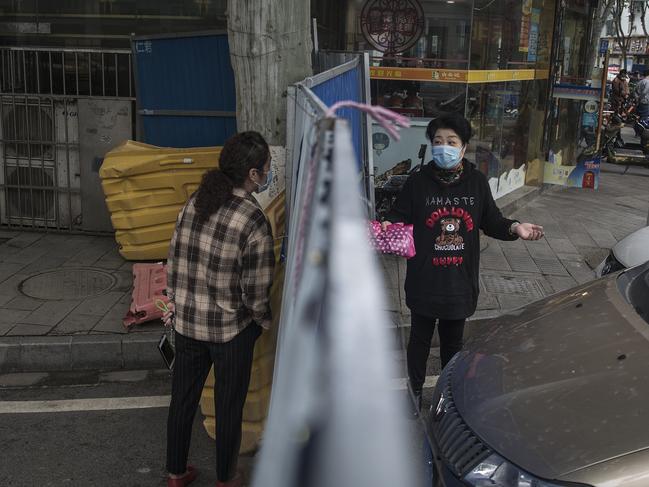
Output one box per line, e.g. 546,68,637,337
254,166,272,193
432,145,464,170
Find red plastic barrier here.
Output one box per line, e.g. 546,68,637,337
123,262,169,328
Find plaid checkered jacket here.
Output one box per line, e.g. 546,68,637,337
167,188,275,343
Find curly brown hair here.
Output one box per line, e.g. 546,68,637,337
194,131,269,222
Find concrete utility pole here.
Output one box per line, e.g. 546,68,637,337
227,0,313,146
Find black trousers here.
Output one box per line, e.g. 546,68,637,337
407,313,465,393
166,323,261,481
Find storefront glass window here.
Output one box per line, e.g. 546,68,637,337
372,79,467,119
0,1,227,48
546,0,595,167
365,0,474,119
419,1,471,69
470,0,555,70
556,0,592,82
471,0,524,69
468,80,543,181
368,0,472,69
359,0,555,193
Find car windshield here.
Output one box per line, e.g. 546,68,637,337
617,260,649,325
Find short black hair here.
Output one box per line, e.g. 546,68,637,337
620,69,628,75
426,113,472,145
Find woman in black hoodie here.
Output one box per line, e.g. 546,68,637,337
384,113,544,410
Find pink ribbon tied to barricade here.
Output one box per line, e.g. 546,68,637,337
325,101,410,141
368,220,416,259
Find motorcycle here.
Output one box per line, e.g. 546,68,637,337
618,96,637,124
632,113,649,152
580,101,649,166
605,111,649,165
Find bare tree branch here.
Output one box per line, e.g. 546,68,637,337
587,0,616,70
640,1,648,37
613,0,633,67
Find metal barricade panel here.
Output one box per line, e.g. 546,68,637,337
0,46,135,232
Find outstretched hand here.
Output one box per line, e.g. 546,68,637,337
515,222,544,240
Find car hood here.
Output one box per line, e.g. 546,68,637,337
453,275,649,480
614,226,649,268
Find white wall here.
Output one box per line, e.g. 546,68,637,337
599,5,648,73
603,5,646,37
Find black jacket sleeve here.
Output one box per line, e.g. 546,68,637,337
385,174,414,224
480,177,519,241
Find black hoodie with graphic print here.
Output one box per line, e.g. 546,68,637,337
387,160,518,320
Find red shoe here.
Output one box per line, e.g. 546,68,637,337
215,473,242,487
168,465,197,487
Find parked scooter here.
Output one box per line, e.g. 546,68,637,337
605,111,649,165
582,112,624,155
632,114,649,153
618,96,637,124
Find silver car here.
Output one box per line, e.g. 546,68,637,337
426,260,649,487
596,226,649,276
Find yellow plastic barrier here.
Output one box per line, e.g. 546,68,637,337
100,139,284,454
99,140,221,260
200,191,285,454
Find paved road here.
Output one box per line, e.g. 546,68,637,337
0,370,256,487
0,365,435,487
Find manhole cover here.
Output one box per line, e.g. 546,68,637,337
481,275,543,297
20,268,117,300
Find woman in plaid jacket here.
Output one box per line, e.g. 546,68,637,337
165,131,275,487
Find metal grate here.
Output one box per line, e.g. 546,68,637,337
0,47,134,98
432,363,491,476
480,274,544,297
6,165,56,222
0,46,134,231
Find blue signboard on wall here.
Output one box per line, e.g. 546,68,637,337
132,32,237,148
599,39,609,55
527,9,541,62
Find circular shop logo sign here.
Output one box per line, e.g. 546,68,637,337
584,100,598,113
360,0,425,54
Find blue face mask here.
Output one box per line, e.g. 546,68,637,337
432,145,464,170
255,166,273,193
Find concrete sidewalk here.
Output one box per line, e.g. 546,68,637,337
381,170,649,341
0,232,164,372
1,171,647,372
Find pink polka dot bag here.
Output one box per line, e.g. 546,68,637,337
368,221,416,259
